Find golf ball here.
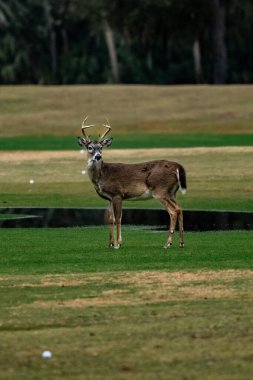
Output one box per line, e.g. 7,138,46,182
29,179,34,184
81,170,86,175
42,350,52,359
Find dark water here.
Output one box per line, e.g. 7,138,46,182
0,208,252,231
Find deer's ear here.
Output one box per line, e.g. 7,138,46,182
77,136,88,147
100,137,113,147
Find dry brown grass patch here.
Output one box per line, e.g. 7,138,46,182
1,85,253,136
1,147,252,187
1,146,253,163
5,269,252,310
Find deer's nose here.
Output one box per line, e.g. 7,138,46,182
95,153,102,161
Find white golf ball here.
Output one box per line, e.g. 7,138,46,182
29,179,34,184
81,170,86,175
42,350,52,359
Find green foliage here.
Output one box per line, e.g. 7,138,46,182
0,34,27,83
228,0,253,83
0,0,253,84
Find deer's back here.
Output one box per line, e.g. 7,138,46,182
99,160,181,200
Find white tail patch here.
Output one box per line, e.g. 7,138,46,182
176,168,186,195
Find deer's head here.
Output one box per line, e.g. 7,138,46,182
77,116,113,163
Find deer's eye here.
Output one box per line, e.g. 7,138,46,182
88,146,93,152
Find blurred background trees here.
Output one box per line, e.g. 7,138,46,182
0,0,252,85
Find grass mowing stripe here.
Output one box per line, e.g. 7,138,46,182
1,194,252,211
0,133,252,150
0,227,252,275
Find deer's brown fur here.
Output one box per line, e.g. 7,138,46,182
78,120,186,249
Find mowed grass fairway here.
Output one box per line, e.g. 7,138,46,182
0,85,252,210
0,227,253,380
0,85,253,140
0,85,253,379
1,147,253,210
0,85,253,151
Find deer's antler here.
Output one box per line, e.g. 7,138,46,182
81,116,96,141
100,118,111,140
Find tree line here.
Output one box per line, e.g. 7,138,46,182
0,0,252,85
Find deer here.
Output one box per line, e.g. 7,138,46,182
77,117,187,249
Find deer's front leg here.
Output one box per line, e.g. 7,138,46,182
107,202,115,248
112,196,122,249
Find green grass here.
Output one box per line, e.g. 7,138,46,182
0,85,253,379
0,299,253,380
0,227,253,380
1,148,253,211
0,214,29,219
0,214,21,219
0,85,252,210
1,193,253,211
0,227,252,275
0,133,252,150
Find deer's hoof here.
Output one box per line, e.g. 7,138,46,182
114,244,120,249
164,242,172,249
179,242,185,248
108,243,114,248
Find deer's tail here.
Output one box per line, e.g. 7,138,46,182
176,165,187,195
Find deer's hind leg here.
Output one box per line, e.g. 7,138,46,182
177,207,184,248
154,191,182,248
170,193,185,248
163,199,178,249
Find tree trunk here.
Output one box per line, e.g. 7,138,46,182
193,38,203,83
147,50,153,71
62,28,69,54
43,0,58,82
103,19,120,83
211,0,227,84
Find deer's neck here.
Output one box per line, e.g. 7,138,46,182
87,159,103,186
